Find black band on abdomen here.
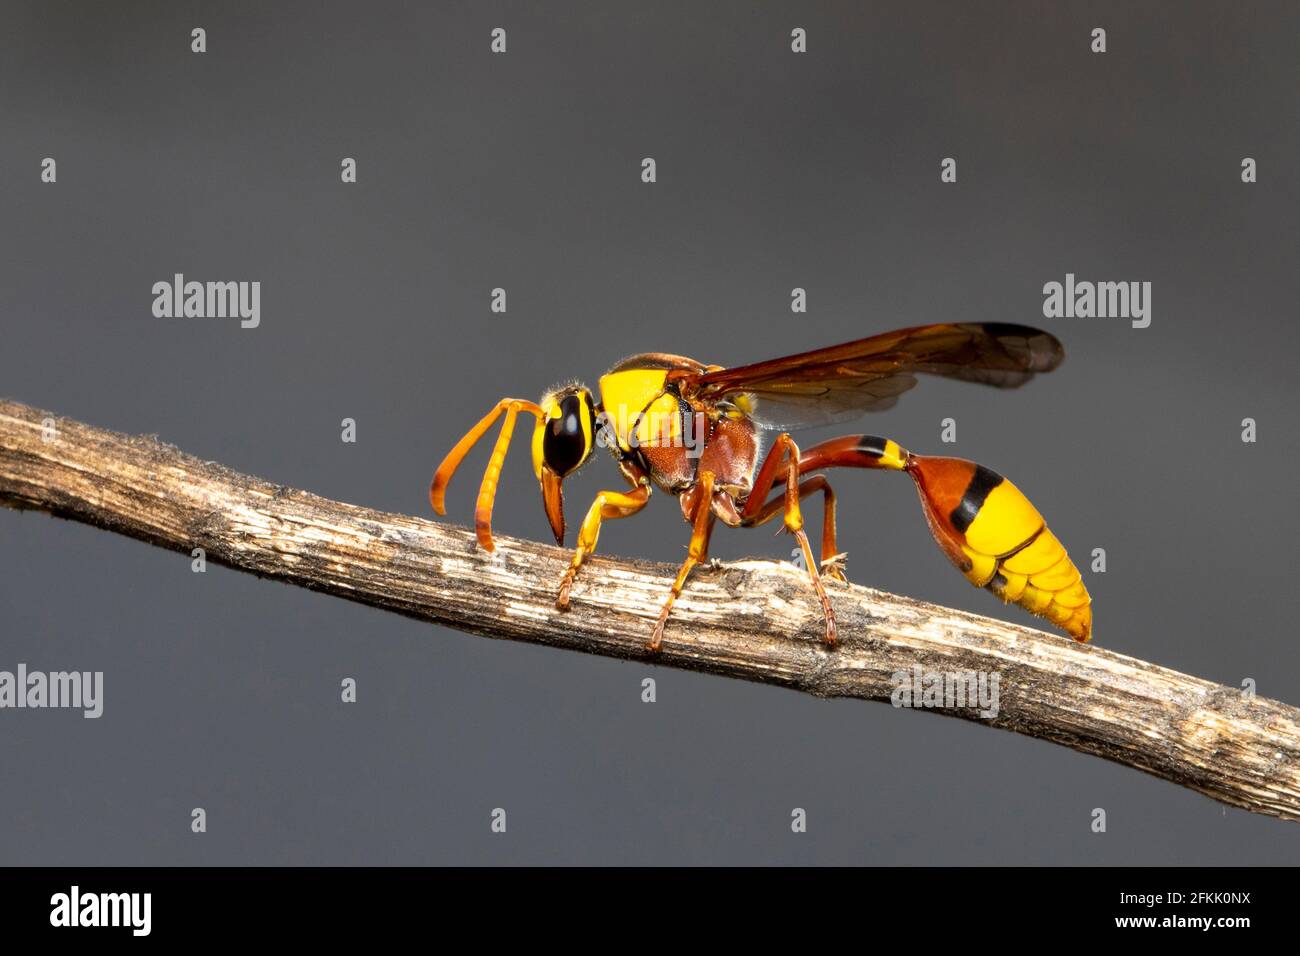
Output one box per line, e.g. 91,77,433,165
949,465,1003,533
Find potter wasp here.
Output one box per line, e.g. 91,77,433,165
431,323,1091,650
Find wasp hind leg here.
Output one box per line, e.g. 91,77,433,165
739,434,838,647
740,474,846,583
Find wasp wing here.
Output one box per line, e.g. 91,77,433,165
672,323,1064,430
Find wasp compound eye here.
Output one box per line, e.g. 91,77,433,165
543,393,592,476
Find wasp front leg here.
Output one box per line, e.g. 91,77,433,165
739,434,838,646
429,398,544,551
556,463,652,611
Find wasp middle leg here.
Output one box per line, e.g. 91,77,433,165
740,474,844,582
649,471,717,652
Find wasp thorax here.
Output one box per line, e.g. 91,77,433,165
538,386,597,477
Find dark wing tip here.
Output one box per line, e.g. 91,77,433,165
963,322,1065,373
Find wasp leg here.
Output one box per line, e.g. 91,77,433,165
739,435,837,647
556,471,652,611
740,475,845,582
649,471,717,652
429,398,544,551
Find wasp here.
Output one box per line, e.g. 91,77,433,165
431,323,1092,650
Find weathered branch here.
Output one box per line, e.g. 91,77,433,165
1,398,1297,821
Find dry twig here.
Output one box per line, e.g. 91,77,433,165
1,398,1297,821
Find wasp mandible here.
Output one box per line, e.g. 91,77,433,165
431,323,1092,650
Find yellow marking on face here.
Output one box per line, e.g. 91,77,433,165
576,392,594,454
531,394,562,479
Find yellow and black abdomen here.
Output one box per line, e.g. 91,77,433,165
907,455,1092,642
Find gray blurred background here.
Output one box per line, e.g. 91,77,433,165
1,1,1297,864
